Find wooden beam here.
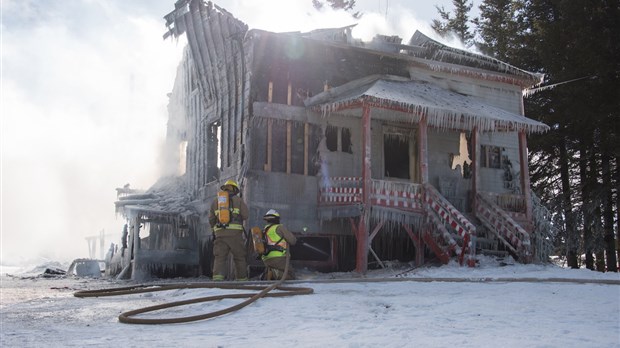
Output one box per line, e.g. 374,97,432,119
264,118,272,172
518,131,532,221
403,224,424,266
356,103,372,274
286,121,292,174
369,219,385,243
287,81,292,106
304,123,309,176
418,118,428,184
472,127,480,212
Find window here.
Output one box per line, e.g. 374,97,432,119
326,125,338,151
271,121,287,173
207,121,221,183
341,127,352,154
325,125,353,153
384,134,410,179
481,145,501,168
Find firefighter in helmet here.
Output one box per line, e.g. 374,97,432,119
261,209,297,280
208,179,249,281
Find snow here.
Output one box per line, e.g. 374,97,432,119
2,257,619,347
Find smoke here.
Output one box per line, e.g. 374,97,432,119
1,0,185,264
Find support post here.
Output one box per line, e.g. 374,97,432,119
518,131,533,222
130,214,140,280
403,224,424,266
356,103,371,274
472,127,480,213
418,118,428,184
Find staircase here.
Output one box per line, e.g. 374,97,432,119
475,192,532,263
318,177,478,267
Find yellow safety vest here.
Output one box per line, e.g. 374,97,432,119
262,224,288,260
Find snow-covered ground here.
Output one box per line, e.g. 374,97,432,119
1,257,619,348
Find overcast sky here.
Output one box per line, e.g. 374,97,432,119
1,0,479,265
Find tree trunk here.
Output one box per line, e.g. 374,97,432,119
560,136,578,268
580,141,594,270
602,147,617,271
616,155,620,271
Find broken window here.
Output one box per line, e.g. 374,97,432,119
307,124,321,176
291,121,305,174
384,134,410,179
325,125,353,153
271,120,287,172
341,127,352,154
207,121,221,183
481,145,501,169
326,125,338,151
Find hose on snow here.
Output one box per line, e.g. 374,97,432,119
74,253,312,324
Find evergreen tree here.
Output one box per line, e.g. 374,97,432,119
312,0,362,19
431,0,475,47
521,0,619,271
473,0,619,270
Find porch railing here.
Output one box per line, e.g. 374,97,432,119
425,184,477,266
318,177,475,266
476,192,531,263
318,177,362,205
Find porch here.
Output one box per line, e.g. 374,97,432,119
318,176,534,271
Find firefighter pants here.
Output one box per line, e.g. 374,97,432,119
213,231,247,280
263,255,295,280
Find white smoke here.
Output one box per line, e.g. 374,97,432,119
1,0,185,264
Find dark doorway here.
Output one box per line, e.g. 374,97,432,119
384,135,410,179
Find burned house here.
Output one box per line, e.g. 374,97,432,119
110,0,550,280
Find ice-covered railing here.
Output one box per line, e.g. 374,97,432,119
424,184,476,266
318,177,424,210
483,192,527,220
476,192,532,263
318,177,362,205
370,179,423,211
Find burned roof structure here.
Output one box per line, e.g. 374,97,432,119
110,0,550,280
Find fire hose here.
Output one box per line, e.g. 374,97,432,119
74,253,313,324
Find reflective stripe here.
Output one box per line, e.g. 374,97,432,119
213,223,244,231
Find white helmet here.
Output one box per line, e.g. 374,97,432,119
263,209,280,220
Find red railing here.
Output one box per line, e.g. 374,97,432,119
425,184,476,266
476,192,531,263
318,177,475,266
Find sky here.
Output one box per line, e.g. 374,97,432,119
1,257,619,347
1,0,480,265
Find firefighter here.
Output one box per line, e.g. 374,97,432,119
208,179,249,281
261,209,297,280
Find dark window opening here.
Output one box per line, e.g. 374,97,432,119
272,121,287,172
207,121,220,183
291,121,305,174
307,124,321,176
341,127,352,154
326,125,338,152
384,135,410,179
481,145,501,169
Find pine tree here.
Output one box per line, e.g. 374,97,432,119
431,0,475,47
312,0,362,19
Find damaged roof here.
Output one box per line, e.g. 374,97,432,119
115,176,195,220
305,74,549,134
